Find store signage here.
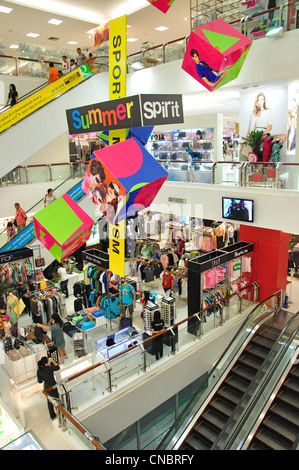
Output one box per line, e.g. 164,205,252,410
66,93,184,135
108,15,127,278
0,65,92,135
0,247,33,264
82,249,109,269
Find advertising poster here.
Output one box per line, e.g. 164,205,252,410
287,83,298,154
0,64,92,134
239,86,288,159
108,15,127,278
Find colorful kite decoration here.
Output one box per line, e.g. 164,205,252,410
147,0,175,14
182,19,252,92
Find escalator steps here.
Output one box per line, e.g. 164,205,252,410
238,354,263,372
194,420,219,446
271,402,299,428
202,409,227,432
245,344,269,361
232,364,256,383
252,335,277,351
262,416,298,446
209,398,235,419
217,387,242,407
254,428,291,450
184,434,210,451
225,375,249,394
277,390,299,413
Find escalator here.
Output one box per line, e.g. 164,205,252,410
248,361,299,450
0,68,108,178
0,164,89,253
181,323,281,450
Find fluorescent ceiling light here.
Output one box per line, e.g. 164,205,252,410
9,44,19,49
0,5,13,13
26,32,40,38
86,28,95,35
48,18,63,25
127,38,138,42
67,41,79,45
155,26,169,32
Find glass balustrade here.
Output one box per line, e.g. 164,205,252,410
52,283,258,445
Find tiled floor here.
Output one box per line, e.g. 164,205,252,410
0,274,298,450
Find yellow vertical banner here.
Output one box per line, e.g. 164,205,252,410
108,15,127,277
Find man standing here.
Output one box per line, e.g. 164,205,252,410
119,280,136,326
14,203,27,233
57,263,69,298
48,62,58,84
76,48,86,66
61,55,70,75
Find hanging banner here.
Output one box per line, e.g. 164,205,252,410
94,22,109,47
0,64,92,134
108,15,127,278
66,93,183,134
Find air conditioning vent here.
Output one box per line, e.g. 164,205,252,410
48,37,59,41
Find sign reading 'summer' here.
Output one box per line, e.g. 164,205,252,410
66,94,184,134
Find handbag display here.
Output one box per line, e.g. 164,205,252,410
35,257,45,267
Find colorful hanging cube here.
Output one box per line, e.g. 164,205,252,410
33,194,94,262
98,126,154,147
82,137,168,224
182,19,252,92
146,0,175,14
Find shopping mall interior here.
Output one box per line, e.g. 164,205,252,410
0,0,298,452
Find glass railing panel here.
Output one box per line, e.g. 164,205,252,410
243,163,299,190
26,165,50,184
166,161,190,183
0,56,17,75
164,39,185,64
0,167,27,186
50,164,72,182
188,162,214,184
127,52,145,72
144,46,163,68
18,59,44,78
58,413,103,450
214,162,242,186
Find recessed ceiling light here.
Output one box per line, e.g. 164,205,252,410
0,6,13,13
48,18,63,25
67,41,79,45
155,26,169,32
26,32,40,38
127,38,138,42
9,44,19,49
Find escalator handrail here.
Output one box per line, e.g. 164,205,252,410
156,291,280,450
217,311,299,450
0,68,95,137
0,81,48,115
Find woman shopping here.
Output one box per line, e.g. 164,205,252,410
36,313,67,363
37,356,60,420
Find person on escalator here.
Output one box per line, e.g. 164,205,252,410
14,203,27,234
5,84,18,107
48,63,58,84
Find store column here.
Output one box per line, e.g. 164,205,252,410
239,225,289,302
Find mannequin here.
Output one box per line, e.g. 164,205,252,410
119,280,136,325
6,292,19,324
262,133,273,162
271,139,283,163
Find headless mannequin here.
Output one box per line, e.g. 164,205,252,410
6,292,19,324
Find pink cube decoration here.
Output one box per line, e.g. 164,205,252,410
82,138,168,225
146,0,175,14
33,194,94,262
182,19,252,92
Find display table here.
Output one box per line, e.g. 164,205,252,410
1,430,44,450
95,327,143,361
3,341,47,385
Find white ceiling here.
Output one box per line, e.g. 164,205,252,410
0,0,191,56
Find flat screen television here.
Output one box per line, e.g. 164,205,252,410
222,197,254,223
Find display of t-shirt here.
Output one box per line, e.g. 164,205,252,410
58,267,67,281
120,283,135,305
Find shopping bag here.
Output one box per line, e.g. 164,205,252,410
35,256,45,267
14,298,26,318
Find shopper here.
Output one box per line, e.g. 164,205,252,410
151,311,165,360
76,48,86,66
119,280,136,326
6,221,16,241
44,188,56,207
61,55,70,74
86,52,95,71
36,313,67,363
2,315,12,338
37,356,60,420
5,84,18,107
140,290,150,319
70,58,76,71
14,203,27,233
48,62,58,84
57,70,63,78
57,263,69,298
161,268,174,295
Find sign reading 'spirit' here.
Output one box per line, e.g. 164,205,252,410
66,94,184,134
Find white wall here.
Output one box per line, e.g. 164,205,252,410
0,74,45,107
